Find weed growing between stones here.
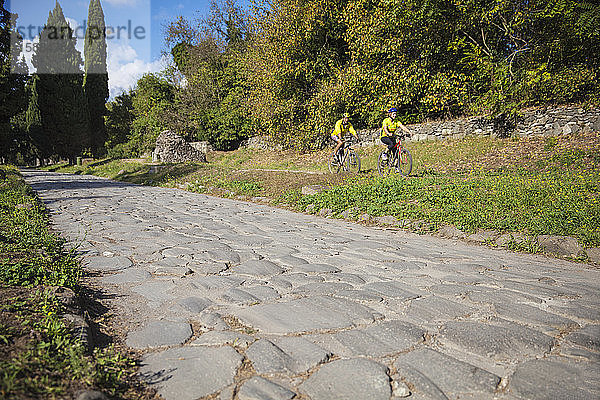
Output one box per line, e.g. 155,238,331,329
0,166,154,399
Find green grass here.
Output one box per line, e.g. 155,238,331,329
0,167,80,287
287,169,600,246
186,173,263,197
0,166,148,399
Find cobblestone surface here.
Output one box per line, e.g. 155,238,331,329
23,171,600,400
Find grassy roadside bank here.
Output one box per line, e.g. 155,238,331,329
0,166,153,399
42,132,600,255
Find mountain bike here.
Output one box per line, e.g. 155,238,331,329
328,140,361,174
378,137,412,177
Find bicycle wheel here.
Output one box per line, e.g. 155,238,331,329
377,151,391,177
396,148,412,176
328,152,341,174
347,151,361,173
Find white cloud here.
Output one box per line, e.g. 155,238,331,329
107,42,169,98
64,17,86,62
65,17,79,30
103,0,138,6
21,37,38,73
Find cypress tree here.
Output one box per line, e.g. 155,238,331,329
26,75,53,162
1,0,28,162
31,1,90,163
83,0,108,157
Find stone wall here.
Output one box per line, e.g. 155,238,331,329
241,106,600,149
357,106,600,145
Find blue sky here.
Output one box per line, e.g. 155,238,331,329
8,0,228,97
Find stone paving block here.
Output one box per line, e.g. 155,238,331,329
394,348,500,397
510,357,599,400
322,272,366,285
84,256,132,271
132,280,177,307
140,346,242,400
502,279,577,298
267,276,294,292
467,286,544,305
176,296,212,313
187,261,228,275
221,288,260,305
312,320,425,357
272,255,308,268
242,286,280,302
429,283,474,298
233,259,285,277
549,303,600,323
299,358,391,400
293,263,341,274
271,336,332,372
566,325,600,352
246,337,331,374
238,377,295,400
194,312,229,330
126,321,192,349
348,240,389,250
219,385,234,400
206,249,241,264
230,235,273,248
332,289,383,302
191,330,254,347
233,296,379,334
559,343,600,362
293,282,354,296
401,295,474,325
439,320,554,360
363,280,424,300
273,273,324,288
153,265,192,277
494,302,579,331
537,235,585,257
101,268,151,284
245,339,294,374
381,260,423,272
161,247,195,259
190,275,246,290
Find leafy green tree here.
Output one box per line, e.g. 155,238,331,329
163,0,253,150
244,0,349,149
127,73,175,155
25,75,53,162
243,0,599,147
83,0,109,157
105,91,134,149
148,0,599,151
30,2,90,163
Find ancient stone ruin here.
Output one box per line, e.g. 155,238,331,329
152,130,207,163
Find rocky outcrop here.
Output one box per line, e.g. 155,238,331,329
152,131,207,163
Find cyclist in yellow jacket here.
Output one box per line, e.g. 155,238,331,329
331,113,359,163
380,107,411,160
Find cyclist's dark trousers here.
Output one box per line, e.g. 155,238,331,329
381,136,396,152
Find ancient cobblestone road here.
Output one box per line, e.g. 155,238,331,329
24,170,599,400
